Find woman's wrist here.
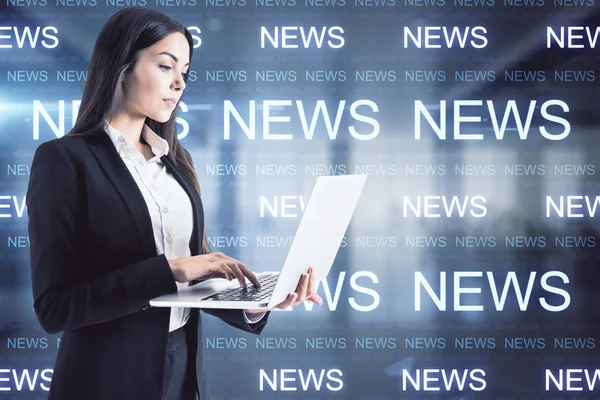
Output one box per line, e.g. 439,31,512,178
168,258,184,282
244,309,266,314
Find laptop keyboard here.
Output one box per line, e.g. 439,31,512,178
202,272,280,302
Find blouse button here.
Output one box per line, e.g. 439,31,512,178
162,207,169,213
166,236,173,244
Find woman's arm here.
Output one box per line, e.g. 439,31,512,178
202,308,270,335
27,140,178,335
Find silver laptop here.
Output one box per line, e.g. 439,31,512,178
149,174,367,310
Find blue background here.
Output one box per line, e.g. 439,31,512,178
1,2,600,398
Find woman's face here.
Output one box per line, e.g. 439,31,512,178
124,32,190,123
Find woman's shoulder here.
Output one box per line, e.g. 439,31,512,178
52,125,105,147
34,127,104,161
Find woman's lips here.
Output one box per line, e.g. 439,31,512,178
163,99,176,108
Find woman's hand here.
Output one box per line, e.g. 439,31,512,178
168,252,260,288
245,266,323,314
169,254,323,313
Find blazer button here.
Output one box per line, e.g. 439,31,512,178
141,304,151,311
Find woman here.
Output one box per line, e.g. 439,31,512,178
26,7,322,400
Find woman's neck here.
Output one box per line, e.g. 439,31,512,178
105,114,145,147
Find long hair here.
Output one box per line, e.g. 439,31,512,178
68,6,211,254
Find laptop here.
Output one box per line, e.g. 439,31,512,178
149,174,367,310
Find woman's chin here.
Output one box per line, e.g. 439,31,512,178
153,113,173,124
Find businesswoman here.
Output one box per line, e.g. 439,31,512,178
26,7,322,400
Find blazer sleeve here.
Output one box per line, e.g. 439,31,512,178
27,140,178,335
202,308,271,335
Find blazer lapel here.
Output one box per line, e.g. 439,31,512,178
86,126,204,257
87,129,156,253
161,154,203,256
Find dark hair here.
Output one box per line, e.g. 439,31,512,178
68,6,210,254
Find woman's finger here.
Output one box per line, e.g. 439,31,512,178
234,261,261,287
307,293,323,306
305,267,315,297
214,261,241,284
224,261,246,288
304,267,323,306
211,253,260,287
293,273,309,306
214,263,233,281
274,293,297,309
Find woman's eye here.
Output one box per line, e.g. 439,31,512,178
160,65,188,80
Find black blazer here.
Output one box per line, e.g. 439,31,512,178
26,125,269,400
